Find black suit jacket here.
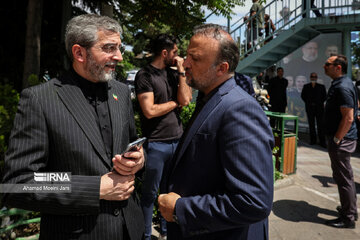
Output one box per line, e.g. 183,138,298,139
2,72,144,239
301,83,326,111
267,76,288,112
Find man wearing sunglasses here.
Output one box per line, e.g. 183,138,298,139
2,14,145,239
323,55,358,229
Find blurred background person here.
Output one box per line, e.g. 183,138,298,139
249,0,264,50
301,72,327,147
264,14,276,44
302,0,322,18
267,67,288,113
279,6,290,26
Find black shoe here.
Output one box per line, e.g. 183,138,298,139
336,205,358,221
325,217,355,229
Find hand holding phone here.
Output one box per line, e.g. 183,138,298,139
112,137,146,175
123,137,147,154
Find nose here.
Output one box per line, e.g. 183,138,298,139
113,50,123,62
183,57,190,69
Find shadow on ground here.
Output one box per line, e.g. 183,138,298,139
312,175,336,187
312,175,360,193
272,200,338,224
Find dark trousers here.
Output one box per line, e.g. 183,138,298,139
306,105,325,144
303,0,322,17
269,105,286,127
141,140,179,240
327,137,357,221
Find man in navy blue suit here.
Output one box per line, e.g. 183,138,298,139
158,24,274,240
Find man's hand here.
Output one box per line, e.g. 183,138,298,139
112,147,145,175
158,192,181,222
100,172,135,201
174,56,185,73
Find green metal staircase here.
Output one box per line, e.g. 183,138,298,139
231,0,360,77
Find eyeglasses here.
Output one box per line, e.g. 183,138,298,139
86,43,125,55
324,62,337,67
310,76,317,78
100,43,125,55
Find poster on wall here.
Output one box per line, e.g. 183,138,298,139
279,33,342,128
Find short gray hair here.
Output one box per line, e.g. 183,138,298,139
65,14,122,61
193,24,239,73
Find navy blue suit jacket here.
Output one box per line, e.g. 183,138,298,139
163,77,274,240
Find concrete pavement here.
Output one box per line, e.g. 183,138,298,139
270,134,360,239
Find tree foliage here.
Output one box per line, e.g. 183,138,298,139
1,0,248,91
73,0,246,55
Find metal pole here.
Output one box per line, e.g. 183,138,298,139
228,17,231,33
342,28,352,78
306,0,311,18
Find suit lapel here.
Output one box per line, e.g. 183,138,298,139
107,81,125,156
55,77,111,168
171,78,236,173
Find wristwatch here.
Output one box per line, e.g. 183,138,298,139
333,136,341,144
178,71,186,77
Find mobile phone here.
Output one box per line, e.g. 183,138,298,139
123,137,147,154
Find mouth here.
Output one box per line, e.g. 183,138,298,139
105,62,117,71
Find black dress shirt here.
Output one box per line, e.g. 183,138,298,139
71,69,113,160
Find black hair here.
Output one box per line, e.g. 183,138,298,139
150,34,177,57
333,55,348,74
193,24,239,73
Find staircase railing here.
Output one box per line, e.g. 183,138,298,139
230,0,360,59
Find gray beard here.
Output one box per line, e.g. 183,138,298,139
87,52,116,82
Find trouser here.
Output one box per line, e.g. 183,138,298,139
306,105,325,144
327,136,357,221
302,0,322,18
141,140,179,240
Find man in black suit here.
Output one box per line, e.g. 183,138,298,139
301,72,327,147
2,14,145,239
267,67,288,113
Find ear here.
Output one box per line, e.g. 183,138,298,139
216,62,230,76
161,49,168,58
72,44,87,63
337,65,343,73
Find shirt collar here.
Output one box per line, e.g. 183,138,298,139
70,68,108,98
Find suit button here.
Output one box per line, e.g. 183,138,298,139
113,208,120,216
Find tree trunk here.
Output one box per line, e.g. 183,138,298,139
23,0,43,89
101,3,113,18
